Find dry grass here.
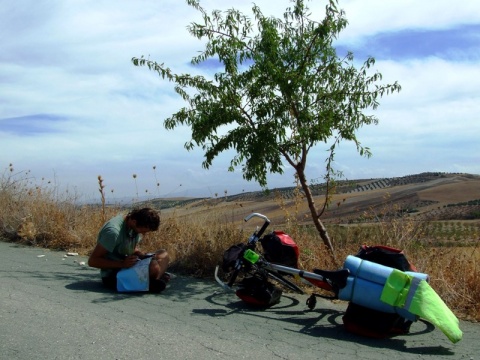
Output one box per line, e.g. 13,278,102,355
0,164,478,322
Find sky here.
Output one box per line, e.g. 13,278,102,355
1,0,479,203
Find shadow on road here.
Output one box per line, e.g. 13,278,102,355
297,315,450,356
65,279,110,293
28,262,452,357
196,291,451,356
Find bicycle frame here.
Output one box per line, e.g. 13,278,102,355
215,212,348,297
215,258,336,292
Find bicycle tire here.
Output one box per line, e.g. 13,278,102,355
266,270,304,294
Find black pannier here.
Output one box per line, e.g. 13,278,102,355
222,243,246,272
260,231,299,268
235,273,282,307
342,245,417,338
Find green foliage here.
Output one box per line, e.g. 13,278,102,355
132,0,401,188
132,0,402,256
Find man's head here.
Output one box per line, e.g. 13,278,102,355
127,207,160,234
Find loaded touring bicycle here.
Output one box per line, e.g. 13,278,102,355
215,213,462,343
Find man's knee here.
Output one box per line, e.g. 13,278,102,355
149,251,169,279
155,250,169,264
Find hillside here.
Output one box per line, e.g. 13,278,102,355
152,172,480,225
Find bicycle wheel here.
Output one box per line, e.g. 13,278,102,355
266,270,304,294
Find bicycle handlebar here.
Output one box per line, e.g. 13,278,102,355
244,212,271,244
244,213,270,223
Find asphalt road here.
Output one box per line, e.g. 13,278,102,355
0,241,478,360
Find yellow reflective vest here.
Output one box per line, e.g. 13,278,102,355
381,269,462,343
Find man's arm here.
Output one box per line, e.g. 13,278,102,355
133,248,155,260
88,243,138,269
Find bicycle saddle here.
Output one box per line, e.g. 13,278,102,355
312,268,350,289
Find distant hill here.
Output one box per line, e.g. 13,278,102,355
145,172,480,224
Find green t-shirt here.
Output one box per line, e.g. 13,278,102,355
97,214,142,278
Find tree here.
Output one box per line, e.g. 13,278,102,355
132,0,401,262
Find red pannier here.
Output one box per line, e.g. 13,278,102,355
260,231,299,268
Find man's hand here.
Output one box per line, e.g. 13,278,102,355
133,250,146,259
123,255,139,268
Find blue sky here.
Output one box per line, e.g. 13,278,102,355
1,0,479,202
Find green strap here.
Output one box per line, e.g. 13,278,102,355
404,277,422,310
380,269,411,307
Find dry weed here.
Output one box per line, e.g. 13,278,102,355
1,164,478,321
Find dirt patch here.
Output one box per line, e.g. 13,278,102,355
162,173,480,225
418,178,480,203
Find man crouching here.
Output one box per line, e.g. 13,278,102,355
88,207,170,292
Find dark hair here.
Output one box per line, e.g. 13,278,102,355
127,207,160,231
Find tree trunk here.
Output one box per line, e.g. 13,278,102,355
296,168,338,266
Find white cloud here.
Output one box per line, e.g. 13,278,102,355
339,0,480,42
1,0,479,202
